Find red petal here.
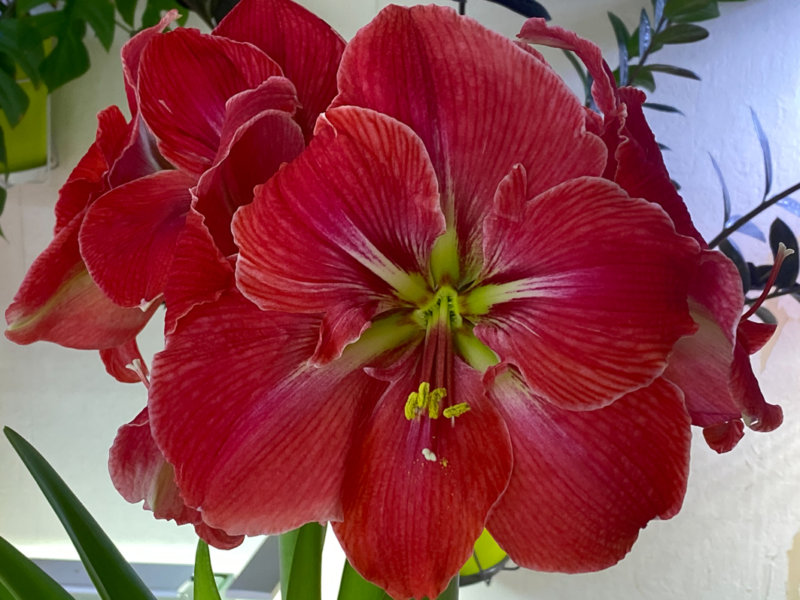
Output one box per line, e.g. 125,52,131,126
703,420,745,454
54,106,129,233
100,338,149,384
729,340,782,433
120,10,179,115
149,289,386,535
163,206,234,335
485,366,690,572
614,88,704,243
138,28,282,176
80,170,196,307
477,174,699,410
196,103,305,256
663,251,742,427
234,106,443,361
518,18,618,117
333,358,512,600
335,5,606,269
214,0,345,138
5,215,157,349
109,408,243,549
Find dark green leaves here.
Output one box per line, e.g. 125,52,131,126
664,0,720,22
485,0,551,19
719,240,750,294
655,23,709,44
647,63,701,80
4,427,157,600
0,69,29,126
0,536,74,600
608,12,630,85
638,9,652,58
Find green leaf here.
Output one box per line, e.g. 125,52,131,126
642,102,684,114
653,0,666,24
0,536,75,600
73,0,115,51
280,523,325,600
607,12,630,85
670,3,721,22
193,540,221,600
719,239,751,294
3,427,157,600
750,108,772,200
769,218,799,288
0,69,29,126
39,20,90,91
655,23,709,44
648,63,701,79
562,50,591,107
709,154,731,226
116,0,138,26
0,20,46,86
16,0,54,13
663,0,716,18
337,561,390,600
638,9,652,58
27,11,67,40
629,67,656,92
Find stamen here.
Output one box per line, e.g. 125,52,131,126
443,403,471,419
422,448,437,462
742,242,795,320
404,382,447,420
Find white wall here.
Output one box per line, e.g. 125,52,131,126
2,1,800,598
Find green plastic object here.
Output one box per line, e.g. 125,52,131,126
2,76,48,172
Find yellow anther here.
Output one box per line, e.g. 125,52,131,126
404,382,448,420
442,403,471,419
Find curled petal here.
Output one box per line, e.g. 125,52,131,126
80,170,196,307
334,358,512,600
110,408,243,549
100,338,149,384
476,174,699,410
5,215,157,349
138,28,282,176
486,366,690,572
214,0,345,137
149,289,386,535
336,5,606,271
234,106,444,361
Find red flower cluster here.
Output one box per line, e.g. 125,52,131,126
5,1,782,598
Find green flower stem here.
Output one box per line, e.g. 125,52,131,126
429,575,459,600
708,180,800,248
337,559,458,600
279,523,326,600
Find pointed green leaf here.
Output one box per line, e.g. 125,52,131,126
562,50,591,106
3,427,157,600
749,108,772,200
0,70,29,126
719,239,751,294
709,154,731,226
653,0,666,25
193,540,221,600
0,536,74,600
769,218,799,288
648,63,701,80
337,561,390,600
638,9,652,58
663,0,716,18
280,523,325,600
642,102,684,114
607,12,630,85
655,23,709,45
74,0,115,51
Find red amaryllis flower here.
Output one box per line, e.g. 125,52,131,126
518,19,783,453
146,6,701,598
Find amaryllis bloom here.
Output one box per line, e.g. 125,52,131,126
518,19,783,453
145,6,704,598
